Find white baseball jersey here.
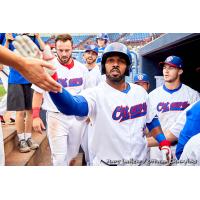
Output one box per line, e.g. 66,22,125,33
81,64,103,164
169,101,197,138
32,58,89,112
149,83,200,161
32,58,89,165
86,65,103,88
80,82,156,166
149,84,199,132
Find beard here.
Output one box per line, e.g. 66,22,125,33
106,73,125,83
106,67,126,83
57,55,71,64
86,58,96,65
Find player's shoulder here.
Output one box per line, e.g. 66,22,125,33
182,83,199,93
149,85,163,96
74,59,87,69
130,83,148,95
81,82,102,96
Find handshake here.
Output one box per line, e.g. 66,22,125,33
13,35,57,76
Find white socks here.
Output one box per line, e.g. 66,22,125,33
25,133,32,140
17,133,25,141
18,133,32,141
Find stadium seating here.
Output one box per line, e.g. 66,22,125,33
121,33,151,42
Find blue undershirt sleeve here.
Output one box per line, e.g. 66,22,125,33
146,117,161,132
49,89,89,117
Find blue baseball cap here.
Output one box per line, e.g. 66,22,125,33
133,73,150,83
96,33,109,42
159,56,183,68
85,45,98,55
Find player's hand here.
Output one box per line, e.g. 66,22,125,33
12,35,61,92
13,35,57,76
159,142,172,165
0,64,3,71
33,117,46,134
22,57,61,92
13,35,43,59
5,33,14,41
34,33,40,39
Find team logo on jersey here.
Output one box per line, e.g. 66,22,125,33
58,77,83,87
58,78,68,87
157,101,190,113
112,102,147,122
69,78,83,87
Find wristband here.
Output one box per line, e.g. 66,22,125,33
32,107,40,119
159,140,171,150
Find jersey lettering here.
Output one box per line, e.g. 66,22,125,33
58,78,68,87
157,101,190,113
69,78,83,87
58,77,83,88
112,103,147,122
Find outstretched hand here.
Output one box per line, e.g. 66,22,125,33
12,35,61,92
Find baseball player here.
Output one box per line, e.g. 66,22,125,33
133,73,150,92
148,56,200,163
133,73,151,159
96,33,109,64
83,44,103,87
0,37,61,165
81,44,104,165
30,34,89,165
49,42,172,166
148,99,200,164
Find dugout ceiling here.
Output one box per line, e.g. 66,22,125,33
139,33,200,92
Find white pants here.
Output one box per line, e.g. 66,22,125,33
81,120,94,165
0,124,5,166
46,111,85,166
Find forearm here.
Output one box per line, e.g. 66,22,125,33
49,88,89,117
32,91,43,108
147,118,170,147
4,41,10,48
147,137,159,147
0,45,26,70
147,130,178,147
36,36,45,51
32,91,43,118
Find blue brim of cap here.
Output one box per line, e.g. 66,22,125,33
85,50,98,55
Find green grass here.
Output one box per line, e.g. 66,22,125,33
0,84,6,97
